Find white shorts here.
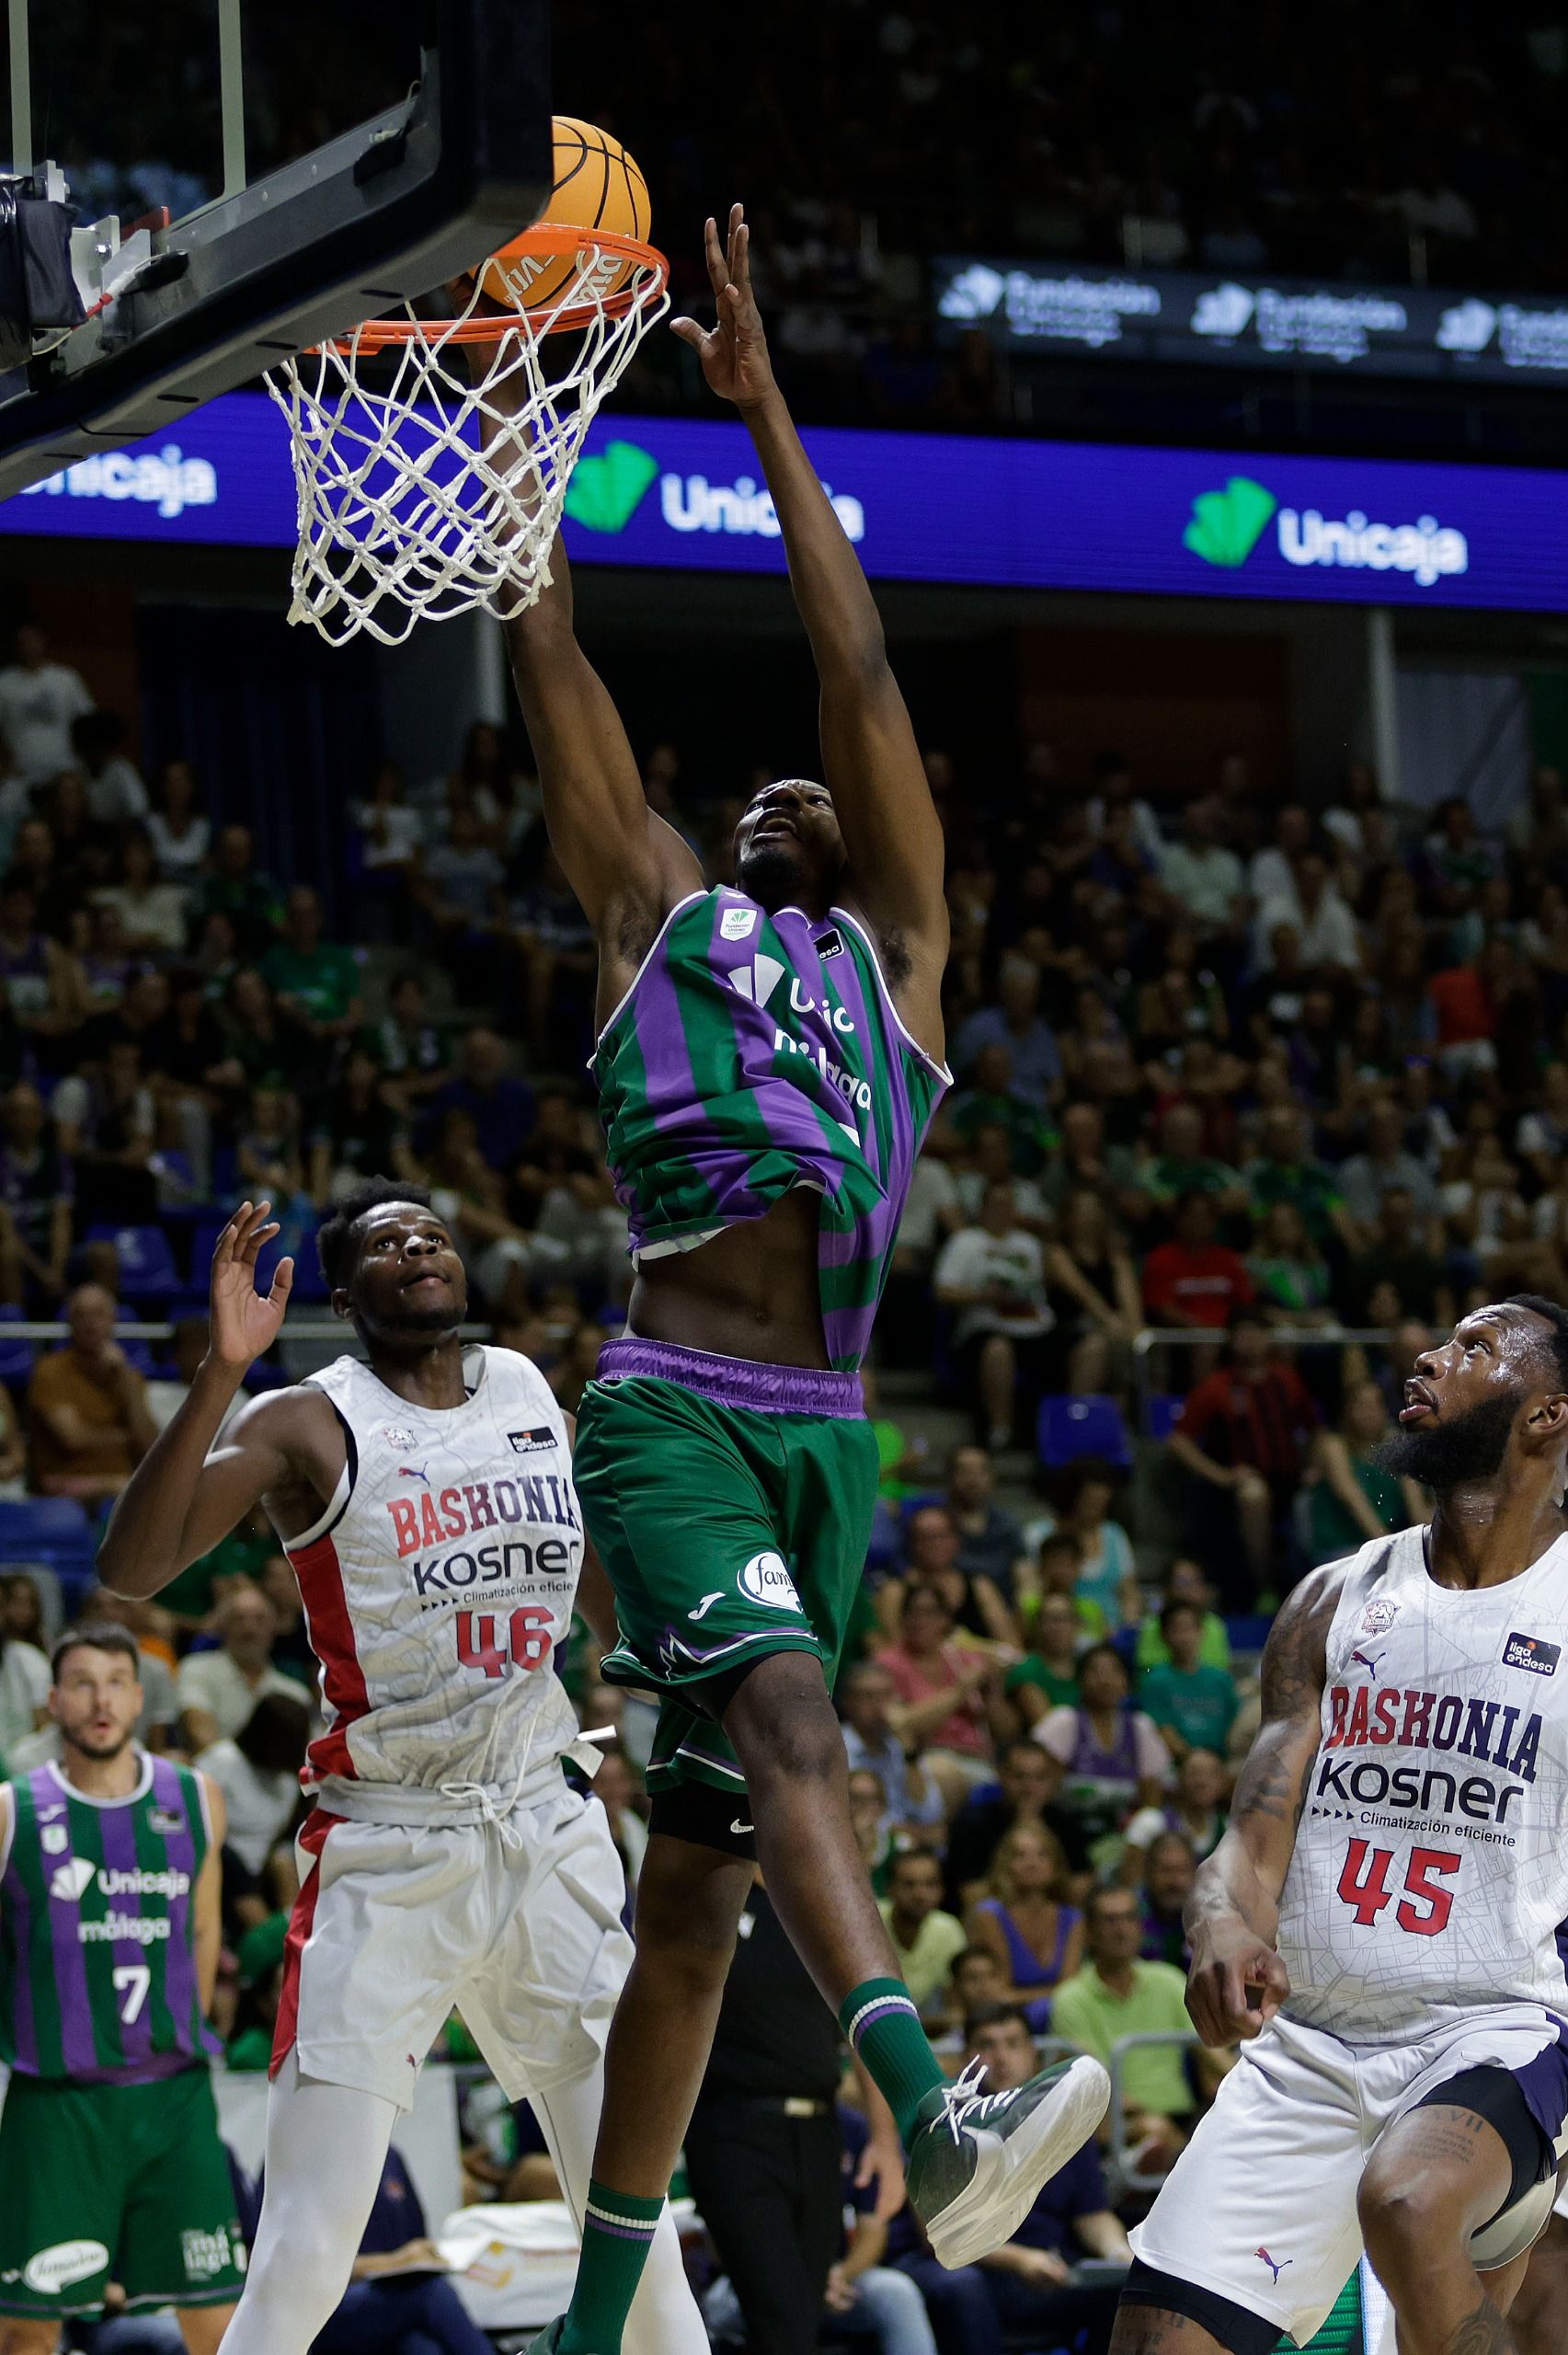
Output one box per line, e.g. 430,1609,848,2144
275,1776,633,2111
1129,2007,1568,2348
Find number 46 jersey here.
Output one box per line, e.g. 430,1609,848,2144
1276,1522,1568,2043
287,1348,584,1818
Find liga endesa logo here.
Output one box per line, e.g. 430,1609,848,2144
1183,473,1469,587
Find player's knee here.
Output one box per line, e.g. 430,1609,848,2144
1357,2165,1459,2284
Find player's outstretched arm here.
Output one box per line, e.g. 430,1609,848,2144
99,1201,315,1598
1184,1564,1340,2044
675,206,948,1052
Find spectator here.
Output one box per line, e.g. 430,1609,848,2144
1122,1746,1230,1875
1045,1186,1143,1393
1138,1602,1240,1762
0,622,94,784
26,1281,156,1502
876,1586,1011,1807
235,1083,308,1209
837,1660,946,1836
950,956,1062,1112
943,1443,1026,1601
1166,1309,1320,1599
365,970,452,1114
943,1738,1072,1911
0,1568,48,1649
1343,1187,1454,1329
933,1178,1055,1451
260,884,363,1057
1134,1829,1198,1968
146,755,211,880
1037,1099,1145,1223
426,1026,537,1172
196,821,284,952
894,1502,1019,1645
352,759,425,900
53,1031,159,1223
1022,1529,1109,1638
70,706,148,823
951,1119,1050,1237
1255,846,1361,972
176,1581,309,1752
0,1614,50,1758
1244,1106,1356,1254
90,822,189,954
1246,1200,1332,1324
876,1846,968,2018
200,1690,313,1922
144,1314,247,1439
1032,1643,1168,1863
1308,1379,1428,1563
944,1042,1056,1177
1141,1191,1255,1332
0,874,87,1040
896,2005,1131,2355
964,1822,1084,2001
1025,1459,1139,1631
0,1079,73,1305
1050,1883,1211,2169
1134,1559,1231,1672
1339,1098,1442,1239
1159,797,1247,935
1005,1592,1084,1726
308,1045,418,1202
1141,1102,1249,1219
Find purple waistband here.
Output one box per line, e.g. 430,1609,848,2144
595,1336,864,1419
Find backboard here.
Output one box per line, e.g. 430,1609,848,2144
0,0,552,496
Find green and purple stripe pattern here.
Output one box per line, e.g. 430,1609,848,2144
592,889,947,1373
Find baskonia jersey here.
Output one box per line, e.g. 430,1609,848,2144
591,889,950,1373
286,1347,582,1817
1276,1523,1568,2042
0,1752,221,2084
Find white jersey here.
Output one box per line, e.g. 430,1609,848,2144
1276,1522,1568,2042
284,1347,584,1822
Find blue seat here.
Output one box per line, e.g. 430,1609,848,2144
86,1223,179,1303
0,1304,36,1384
864,1498,903,1573
0,1499,97,1592
1145,1393,1185,1443
1036,1393,1133,1472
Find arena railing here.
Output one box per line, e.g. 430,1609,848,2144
1102,2029,1204,2200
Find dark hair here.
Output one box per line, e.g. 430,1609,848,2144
1159,1598,1204,1639
52,1623,141,1682
952,1943,1000,1975
1076,1640,1129,1691
1085,1878,1140,1922
235,1692,313,1776
1505,1294,1568,1389
316,1178,436,1290
964,2001,1034,2039
1058,1456,1117,1510
887,1844,942,1878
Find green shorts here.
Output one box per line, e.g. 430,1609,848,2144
0,2065,246,2318
575,1338,879,1800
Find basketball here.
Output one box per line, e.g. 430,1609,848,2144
477,116,652,314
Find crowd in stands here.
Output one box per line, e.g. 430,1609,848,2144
6,601,1568,2346
554,3,1568,427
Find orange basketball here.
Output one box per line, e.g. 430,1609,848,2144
477,117,652,314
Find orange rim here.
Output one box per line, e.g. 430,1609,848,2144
322,224,670,350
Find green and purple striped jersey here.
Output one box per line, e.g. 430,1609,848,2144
592,889,949,1371
0,1752,220,2085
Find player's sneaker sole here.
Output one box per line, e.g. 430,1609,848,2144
907,2051,1112,2270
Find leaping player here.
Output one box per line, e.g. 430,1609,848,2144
497,204,1108,2355
1113,1295,1568,2355
98,1192,710,2355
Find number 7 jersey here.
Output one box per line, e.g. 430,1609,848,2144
1276,1522,1568,2042
285,1347,583,1818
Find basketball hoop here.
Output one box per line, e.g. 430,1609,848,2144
265,224,670,648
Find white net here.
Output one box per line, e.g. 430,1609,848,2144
265,238,669,648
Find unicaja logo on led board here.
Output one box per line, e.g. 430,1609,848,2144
1185,474,1468,587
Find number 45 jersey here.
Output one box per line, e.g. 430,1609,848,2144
1276,1522,1568,2042
288,1348,584,1820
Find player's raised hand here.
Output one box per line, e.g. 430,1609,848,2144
671,205,778,411
209,1200,294,1371
1185,1923,1290,2045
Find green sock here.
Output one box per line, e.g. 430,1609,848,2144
840,1977,946,2146
559,2177,666,2355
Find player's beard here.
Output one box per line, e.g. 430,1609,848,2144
1371,1391,1520,1490
737,839,809,911
63,1724,133,1763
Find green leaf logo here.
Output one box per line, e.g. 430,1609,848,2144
564,439,659,534
1183,476,1277,568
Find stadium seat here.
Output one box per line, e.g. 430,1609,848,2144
0,1305,36,1384
1144,1394,1184,1443
1036,1393,1133,1471
0,1498,97,1598
86,1223,179,1303
864,1498,902,1572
